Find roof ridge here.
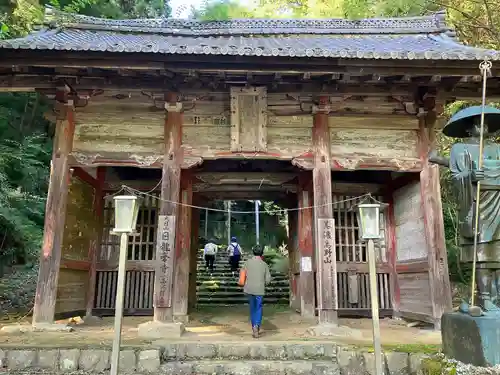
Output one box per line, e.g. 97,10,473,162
43,5,454,36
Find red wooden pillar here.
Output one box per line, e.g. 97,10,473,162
418,100,452,329
173,171,193,322
32,94,75,326
298,173,315,318
287,196,299,310
85,167,106,317
312,97,338,325
153,94,182,323
188,195,201,310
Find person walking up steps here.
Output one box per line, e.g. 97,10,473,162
203,239,218,274
238,245,271,338
227,236,242,276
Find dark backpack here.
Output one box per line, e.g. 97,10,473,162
232,243,241,256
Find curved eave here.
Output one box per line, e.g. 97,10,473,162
1,30,499,61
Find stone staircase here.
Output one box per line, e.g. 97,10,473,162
196,250,290,305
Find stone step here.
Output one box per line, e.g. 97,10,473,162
160,360,340,375
197,282,290,289
197,273,288,280
197,290,289,298
197,297,289,304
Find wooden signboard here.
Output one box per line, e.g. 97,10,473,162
154,215,176,308
230,86,267,152
317,218,338,311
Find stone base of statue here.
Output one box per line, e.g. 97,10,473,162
442,310,500,366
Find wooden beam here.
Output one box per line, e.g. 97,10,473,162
32,93,76,326
1,49,497,75
71,166,100,189
192,184,297,193
60,259,90,271
396,260,430,274
188,194,201,310
298,173,315,319
197,191,289,200
417,103,452,330
85,166,105,317
312,98,338,324
173,171,193,322
1,72,498,100
153,93,182,322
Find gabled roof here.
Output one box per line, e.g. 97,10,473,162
1,6,499,60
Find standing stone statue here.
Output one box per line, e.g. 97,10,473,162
429,105,500,312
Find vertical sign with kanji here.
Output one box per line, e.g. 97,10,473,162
318,218,338,310
154,215,176,308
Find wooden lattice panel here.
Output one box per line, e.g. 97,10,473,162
332,194,391,312
337,273,392,310
332,195,387,264
99,193,159,262
95,270,155,310
95,193,159,311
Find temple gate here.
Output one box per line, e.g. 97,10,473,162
1,6,499,330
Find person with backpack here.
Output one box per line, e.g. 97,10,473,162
227,236,243,276
203,239,218,273
238,244,271,338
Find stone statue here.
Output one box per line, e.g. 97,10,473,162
429,105,500,313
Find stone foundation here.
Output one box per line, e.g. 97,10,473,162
0,342,426,374
1,342,498,374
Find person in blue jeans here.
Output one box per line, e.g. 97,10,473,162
239,245,271,338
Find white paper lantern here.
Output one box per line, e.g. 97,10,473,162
356,203,381,240
113,195,139,233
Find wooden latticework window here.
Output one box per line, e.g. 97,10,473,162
332,194,392,312
99,193,159,262
332,195,386,264
94,193,159,311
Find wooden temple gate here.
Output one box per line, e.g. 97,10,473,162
1,6,499,330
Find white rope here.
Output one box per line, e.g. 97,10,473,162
116,184,385,214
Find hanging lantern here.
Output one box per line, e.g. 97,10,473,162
356,203,381,240
113,195,140,233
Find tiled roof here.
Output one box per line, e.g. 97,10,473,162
1,6,499,60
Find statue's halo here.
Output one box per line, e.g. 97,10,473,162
443,105,500,138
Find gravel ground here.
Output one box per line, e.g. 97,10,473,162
0,266,37,320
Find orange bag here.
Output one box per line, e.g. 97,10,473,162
238,269,247,286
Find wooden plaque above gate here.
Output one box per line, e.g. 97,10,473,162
230,86,267,152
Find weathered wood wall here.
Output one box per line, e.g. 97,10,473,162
55,176,97,315
70,90,421,171
393,181,433,322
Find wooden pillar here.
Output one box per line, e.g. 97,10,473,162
85,167,106,317
312,97,338,325
385,191,400,317
153,94,182,322
287,196,299,310
188,195,201,311
418,94,452,329
173,171,193,322
32,93,75,326
298,174,315,318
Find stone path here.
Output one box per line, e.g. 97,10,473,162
0,306,441,348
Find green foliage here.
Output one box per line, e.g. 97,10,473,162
200,200,288,251
193,0,254,20
0,0,171,277
0,93,52,269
